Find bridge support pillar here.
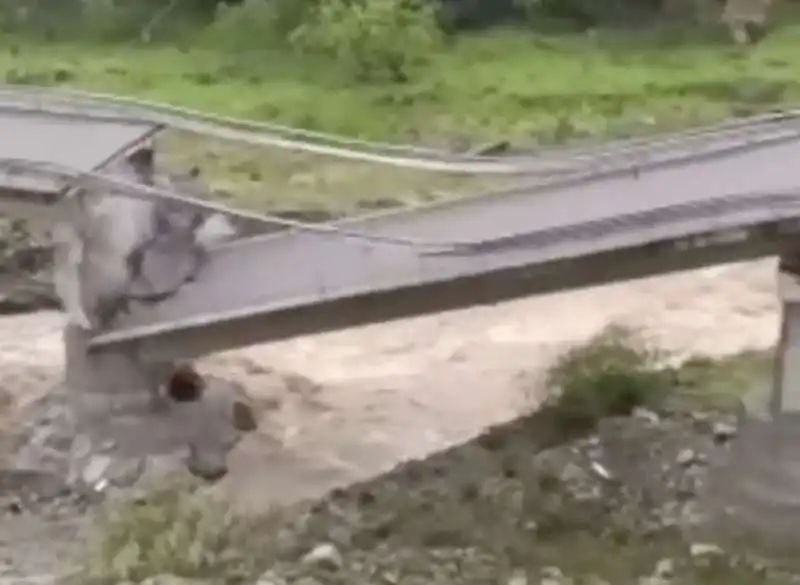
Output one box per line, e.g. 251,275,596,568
63,323,171,420
49,148,243,487
56,145,174,417
702,256,800,561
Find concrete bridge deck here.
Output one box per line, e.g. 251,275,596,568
0,109,160,203
6,92,800,555
6,99,800,364
92,130,800,360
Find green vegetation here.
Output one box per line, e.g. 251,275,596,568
79,478,278,583
6,29,800,142
3,0,800,212
544,325,771,429
544,325,675,429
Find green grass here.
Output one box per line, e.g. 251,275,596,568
7,29,800,140
6,25,800,211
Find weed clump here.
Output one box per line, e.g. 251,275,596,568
77,480,279,585
545,325,674,432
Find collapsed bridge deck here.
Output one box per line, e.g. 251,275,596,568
6,89,800,556
0,109,161,209
92,130,800,360
6,99,800,364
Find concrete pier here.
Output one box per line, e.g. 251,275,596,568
705,255,800,560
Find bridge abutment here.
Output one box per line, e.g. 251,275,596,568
63,323,172,417
703,260,800,560
45,149,249,489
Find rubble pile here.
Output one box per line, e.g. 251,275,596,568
75,404,798,585
247,407,746,585
4,384,794,585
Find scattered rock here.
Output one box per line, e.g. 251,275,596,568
507,568,528,585
638,576,670,585
632,407,660,424
232,399,258,432
301,543,343,571
185,442,228,482
79,454,146,490
0,468,94,518
139,575,210,585
712,421,737,443
653,557,674,578
690,542,725,558
676,448,698,466
256,570,289,585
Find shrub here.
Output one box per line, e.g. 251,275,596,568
289,0,443,83
545,325,674,431
78,480,272,584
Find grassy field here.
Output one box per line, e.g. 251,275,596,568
7,29,800,139
6,25,800,213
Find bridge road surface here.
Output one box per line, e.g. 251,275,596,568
0,109,160,212
91,130,800,361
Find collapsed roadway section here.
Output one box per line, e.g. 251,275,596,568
4,103,800,556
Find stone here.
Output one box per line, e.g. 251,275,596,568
539,567,564,580
676,449,698,467
632,407,660,424
84,456,146,490
256,570,289,585
185,443,228,482
301,543,343,571
292,578,324,585
80,454,112,487
582,578,610,585
508,568,528,585
232,399,258,432
712,421,737,443
653,558,674,578
140,575,210,585
637,577,670,585
690,543,724,557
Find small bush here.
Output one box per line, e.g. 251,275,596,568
290,0,443,83
78,480,273,584
545,325,674,431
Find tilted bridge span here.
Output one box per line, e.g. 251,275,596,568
3,88,800,551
